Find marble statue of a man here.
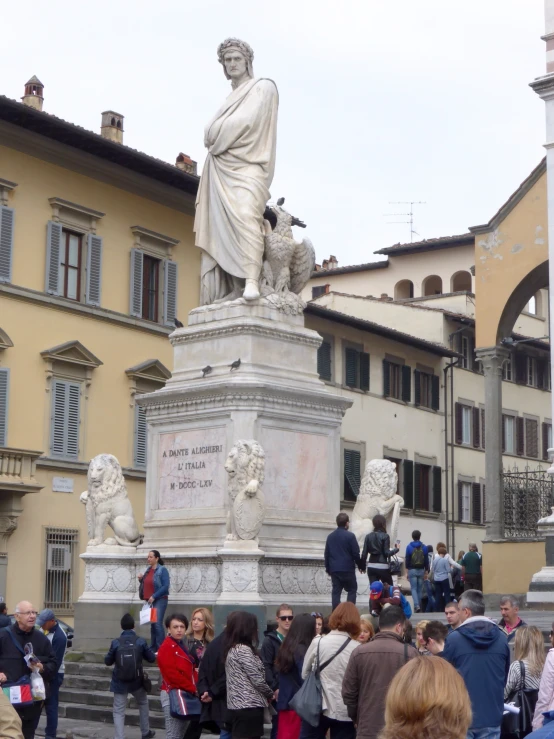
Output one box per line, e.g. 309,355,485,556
194,38,279,305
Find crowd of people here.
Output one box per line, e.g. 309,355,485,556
1,541,554,739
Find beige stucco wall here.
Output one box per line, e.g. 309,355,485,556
0,144,199,619
475,172,548,348
482,540,545,596
305,244,476,302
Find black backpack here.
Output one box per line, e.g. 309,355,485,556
115,634,142,683
410,547,425,569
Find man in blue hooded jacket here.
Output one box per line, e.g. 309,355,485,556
442,589,510,739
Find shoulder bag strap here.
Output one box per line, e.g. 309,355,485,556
404,642,408,664
6,627,26,656
318,637,351,673
519,660,526,690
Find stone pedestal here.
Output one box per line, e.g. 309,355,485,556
527,516,554,605
75,299,351,644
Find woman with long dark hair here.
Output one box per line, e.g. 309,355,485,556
360,514,399,587
275,614,317,739
224,611,274,739
137,549,170,652
157,613,199,739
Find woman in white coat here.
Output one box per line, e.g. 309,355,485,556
300,602,360,739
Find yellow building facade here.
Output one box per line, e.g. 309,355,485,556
0,84,199,621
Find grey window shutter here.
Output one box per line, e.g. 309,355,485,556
432,466,442,513
401,365,411,402
344,449,361,501
163,259,178,327
455,403,463,444
134,404,147,468
0,368,9,446
543,422,551,461
482,484,486,524
403,460,414,509
0,206,15,283
383,359,391,397
45,221,63,295
481,408,486,449
414,370,421,407
129,249,144,317
472,482,482,524
431,375,440,411
344,348,358,388
317,340,332,381
472,407,480,448
457,481,464,522
414,463,422,509
51,380,80,459
86,234,103,306
360,352,370,391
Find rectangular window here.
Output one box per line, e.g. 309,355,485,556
503,357,512,381
312,285,328,299
418,464,430,510
503,414,515,454
317,339,332,382
44,527,78,613
413,463,441,512
419,372,432,408
59,231,82,301
461,482,471,523
343,448,361,502
525,418,539,458
388,363,402,399
527,357,538,388
50,380,81,460
460,336,470,370
344,347,369,391
142,255,160,321
461,406,472,445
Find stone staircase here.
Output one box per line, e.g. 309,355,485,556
60,651,165,729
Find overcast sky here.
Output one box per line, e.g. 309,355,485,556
2,1,547,266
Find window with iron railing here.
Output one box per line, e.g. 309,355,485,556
44,527,78,614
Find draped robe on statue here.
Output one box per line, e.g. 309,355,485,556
194,77,279,305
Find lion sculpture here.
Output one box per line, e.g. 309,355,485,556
350,459,404,546
80,454,142,547
224,440,266,542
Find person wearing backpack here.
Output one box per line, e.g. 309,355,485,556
404,530,429,614
368,581,412,620
104,613,156,739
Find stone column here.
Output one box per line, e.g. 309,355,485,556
476,346,509,540
531,3,554,468
0,516,18,598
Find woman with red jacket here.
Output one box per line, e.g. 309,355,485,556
157,613,199,739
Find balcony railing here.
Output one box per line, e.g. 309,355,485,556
503,465,554,539
0,447,43,492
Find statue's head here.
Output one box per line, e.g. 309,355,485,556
217,38,254,83
360,459,398,500
88,453,125,498
225,440,265,489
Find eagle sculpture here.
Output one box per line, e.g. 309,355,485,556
261,198,315,296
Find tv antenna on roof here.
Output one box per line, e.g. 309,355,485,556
384,201,426,242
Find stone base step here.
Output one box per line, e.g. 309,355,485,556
58,702,166,729
66,661,160,678
60,687,162,712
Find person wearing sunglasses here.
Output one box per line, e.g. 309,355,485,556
261,604,294,739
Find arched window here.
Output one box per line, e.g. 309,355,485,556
451,270,472,292
111,117,116,126
528,295,537,315
394,279,414,300
422,275,442,296
116,120,122,129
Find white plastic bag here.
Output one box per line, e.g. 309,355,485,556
30,671,46,701
140,604,153,626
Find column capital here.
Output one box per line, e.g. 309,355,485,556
475,344,511,360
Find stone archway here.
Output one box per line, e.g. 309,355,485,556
496,260,549,344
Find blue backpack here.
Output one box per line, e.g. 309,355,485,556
399,592,412,619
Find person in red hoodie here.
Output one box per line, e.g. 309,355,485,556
157,613,199,739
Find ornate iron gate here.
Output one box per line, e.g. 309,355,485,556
503,465,554,538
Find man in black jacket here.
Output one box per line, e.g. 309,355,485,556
0,600,57,739
261,604,294,739
198,625,232,739
324,512,362,610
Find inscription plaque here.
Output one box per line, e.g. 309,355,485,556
158,427,226,510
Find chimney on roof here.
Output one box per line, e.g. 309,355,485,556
176,153,197,175
379,293,393,302
22,76,44,111
321,255,338,270
100,111,124,144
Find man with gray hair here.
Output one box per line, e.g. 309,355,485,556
498,595,526,642
442,589,510,739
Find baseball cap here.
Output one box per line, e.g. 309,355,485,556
370,582,384,600
36,609,55,626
